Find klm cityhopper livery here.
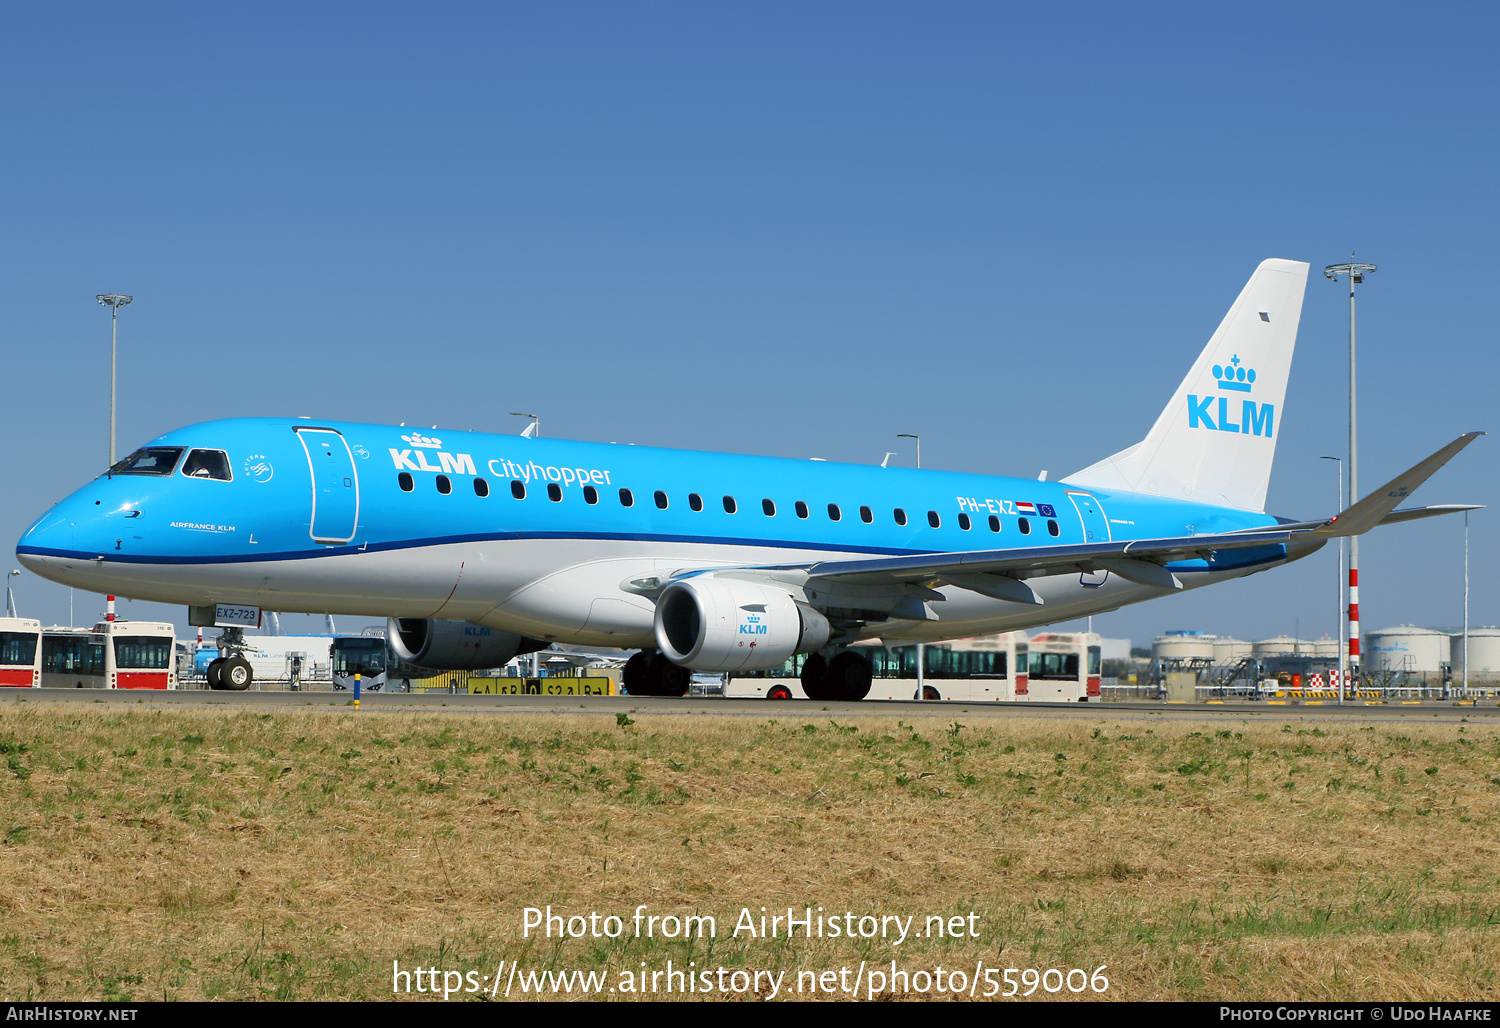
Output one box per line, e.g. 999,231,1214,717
16,259,1482,697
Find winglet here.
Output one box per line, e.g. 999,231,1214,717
1316,433,1484,537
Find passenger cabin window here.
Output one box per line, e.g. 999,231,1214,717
654,490,669,510
109,447,183,477
762,498,776,516
181,449,231,481
1018,517,1031,535
620,488,634,507
473,477,489,497
927,511,941,528
827,503,841,522
894,508,908,526
1047,519,1060,537
689,493,703,512
436,475,452,495
398,472,414,492
548,483,563,501
584,485,599,504
988,514,1001,532
723,496,737,514
860,506,873,524
958,512,971,531
510,480,526,499
794,501,809,519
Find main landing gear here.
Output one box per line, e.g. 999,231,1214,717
622,651,691,697
801,650,873,702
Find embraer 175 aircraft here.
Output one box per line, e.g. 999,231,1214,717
15,259,1482,698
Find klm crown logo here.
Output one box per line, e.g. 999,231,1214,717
1213,354,1255,392
1187,355,1273,438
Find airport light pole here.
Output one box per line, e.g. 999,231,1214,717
510,412,539,438
96,294,133,466
899,434,925,698
897,433,920,470
1323,262,1375,684
1463,511,1469,698
5,570,19,619
1320,456,1344,705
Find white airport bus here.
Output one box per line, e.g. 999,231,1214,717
1025,632,1103,702
330,635,389,691
40,621,176,690
724,632,1032,702
0,618,42,688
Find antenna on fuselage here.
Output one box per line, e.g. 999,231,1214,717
881,452,896,468
511,412,539,438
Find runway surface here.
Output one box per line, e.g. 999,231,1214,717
6,688,1497,724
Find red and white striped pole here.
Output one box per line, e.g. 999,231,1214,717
105,595,116,622
1347,568,1359,670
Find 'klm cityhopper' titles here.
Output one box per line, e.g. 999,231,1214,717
387,433,614,487
1187,355,1274,438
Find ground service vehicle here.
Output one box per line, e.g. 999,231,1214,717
40,620,175,689
0,618,42,688
724,632,1030,701
1025,632,1103,702
330,635,389,691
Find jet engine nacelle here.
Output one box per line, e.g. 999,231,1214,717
654,576,831,672
387,617,544,671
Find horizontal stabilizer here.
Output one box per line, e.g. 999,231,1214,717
1378,503,1484,527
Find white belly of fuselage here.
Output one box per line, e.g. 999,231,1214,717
26,537,1290,649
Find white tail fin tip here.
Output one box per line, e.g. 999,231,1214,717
1062,258,1310,512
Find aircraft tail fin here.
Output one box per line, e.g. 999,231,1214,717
1061,258,1310,512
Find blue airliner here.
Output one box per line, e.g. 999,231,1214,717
15,260,1481,697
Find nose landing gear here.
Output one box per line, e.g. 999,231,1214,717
205,628,254,691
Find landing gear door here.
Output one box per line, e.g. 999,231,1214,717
1067,491,1111,588
295,427,360,544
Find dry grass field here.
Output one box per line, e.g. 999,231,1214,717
0,700,1497,1001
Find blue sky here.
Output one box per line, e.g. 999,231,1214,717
3,2,1494,648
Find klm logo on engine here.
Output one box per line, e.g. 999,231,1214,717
1187,355,1273,438
739,614,768,636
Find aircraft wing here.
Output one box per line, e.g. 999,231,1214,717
795,530,1294,588
663,433,1482,613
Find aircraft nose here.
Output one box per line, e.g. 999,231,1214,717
16,506,81,579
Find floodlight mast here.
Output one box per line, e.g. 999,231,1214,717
95,294,133,466
1323,262,1376,679
510,412,539,439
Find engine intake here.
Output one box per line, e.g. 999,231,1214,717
654,577,830,672
387,618,544,671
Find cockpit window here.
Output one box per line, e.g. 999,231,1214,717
108,447,184,477
180,449,232,481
